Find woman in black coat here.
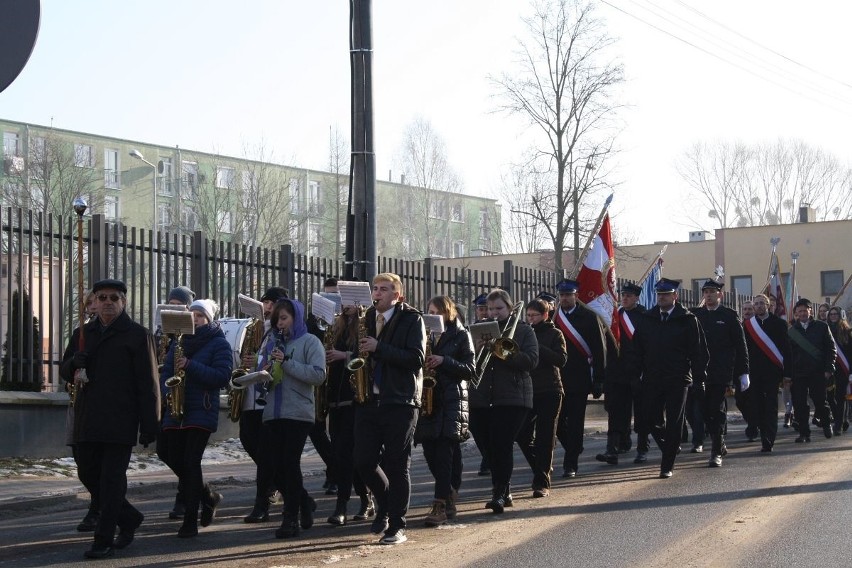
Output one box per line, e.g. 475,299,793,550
416,296,475,527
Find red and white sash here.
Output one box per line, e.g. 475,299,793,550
832,335,850,375
620,309,636,341
556,309,593,364
744,317,784,370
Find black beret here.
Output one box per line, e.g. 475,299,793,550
92,279,127,294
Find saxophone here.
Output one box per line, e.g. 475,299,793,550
315,317,336,421
156,330,171,373
346,306,371,404
164,333,187,420
228,318,263,422
421,327,437,417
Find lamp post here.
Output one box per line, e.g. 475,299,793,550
572,161,595,266
130,149,158,326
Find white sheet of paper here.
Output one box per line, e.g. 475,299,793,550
319,292,342,313
238,293,264,320
161,310,196,336
312,293,337,326
468,321,500,346
338,280,373,307
155,304,187,329
422,314,445,336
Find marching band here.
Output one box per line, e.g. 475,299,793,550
59,271,852,558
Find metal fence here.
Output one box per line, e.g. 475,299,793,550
0,207,745,392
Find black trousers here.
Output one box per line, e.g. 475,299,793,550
162,428,212,524
750,377,780,448
354,403,418,530
74,442,140,546
792,374,831,436
328,405,368,502
632,386,650,452
703,384,728,452
517,391,562,489
604,382,633,451
467,406,491,470
734,381,758,434
421,437,462,500
642,383,688,472
832,373,848,429
685,387,705,447
71,444,100,513
482,405,528,489
266,418,313,520
239,409,275,507
556,393,588,471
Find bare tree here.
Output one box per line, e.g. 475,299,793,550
499,159,552,253
492,0,623,273
678,138,852,229
325,125,350,262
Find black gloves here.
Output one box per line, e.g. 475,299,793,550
138,432,157,448
72,351,88,369
592,382,604,399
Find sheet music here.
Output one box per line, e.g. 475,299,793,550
468,321,500,346
422,314,445,336
338,280,373,307
312,293,337,325
319,292,342,313
155,304,187,330
238,293,264,320
161,311,196,336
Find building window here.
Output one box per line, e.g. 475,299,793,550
452,240,465,258
182,204,198,230
215,166,235,189
289,179,301,215
3,132,20,157
104,195,119,221
821,270,844,297
429,198,447,220
182,161,198,198
104,149,120,189
158,203,171,231
451,202,463,222
308,222,322,256
159,157,173,196
308,180,321,215
241,170,257,207
730,275,752,296
74,143,94,168
217,211,232,234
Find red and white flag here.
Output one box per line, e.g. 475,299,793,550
764,247,787,320
577,213,619,342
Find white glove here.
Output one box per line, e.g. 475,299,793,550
739,374,750,392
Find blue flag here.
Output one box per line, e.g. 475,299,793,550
641,259,662,308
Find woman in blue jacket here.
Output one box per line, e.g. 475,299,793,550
160,299,233,538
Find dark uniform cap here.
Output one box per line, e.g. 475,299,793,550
261,287,289,302
474,293,488,306
92,278,127,294
536,292,558,304
654,278,679,294
620,282,642,296
556,279,579,294
701,279,724,291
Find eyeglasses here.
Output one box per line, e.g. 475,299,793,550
97,293,121,302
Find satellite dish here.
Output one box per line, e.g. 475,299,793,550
0,0,41,94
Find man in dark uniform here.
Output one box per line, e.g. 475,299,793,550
60,279,160,559
691,279,749,468
468,292,492,476
788,298,836,442
743,294,792,452
628,278,708,479
553,279,606,478
597,282,645,466
354,272,426,545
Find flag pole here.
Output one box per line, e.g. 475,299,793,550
568,194,613,279
788,251,799,316
763,237,780,292
637,245,667,285
831,271,852,306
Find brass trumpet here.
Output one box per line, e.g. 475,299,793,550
165,333,187,420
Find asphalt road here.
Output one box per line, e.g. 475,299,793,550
1,421,850,568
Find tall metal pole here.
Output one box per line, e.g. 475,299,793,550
71,197,88,403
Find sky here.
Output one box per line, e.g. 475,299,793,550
2,0,852,247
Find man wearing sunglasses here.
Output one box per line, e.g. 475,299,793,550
60,279,160,560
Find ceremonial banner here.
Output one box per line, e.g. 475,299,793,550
577,213,619,342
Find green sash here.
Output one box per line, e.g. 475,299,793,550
788,326,822,361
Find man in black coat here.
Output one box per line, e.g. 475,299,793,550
788,298,836,442
743,294,792,452
553,279,607,478
628,278,708,479
597,282,646,465
691,280,749,468
354,272,425,545
60,279,160,559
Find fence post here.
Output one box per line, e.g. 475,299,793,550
191,230,207,298
503,259,514,299
280,244,295,295
89,214,108,282
424,257,434,304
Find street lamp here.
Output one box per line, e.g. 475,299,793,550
572,160,595,265
130,149,158,326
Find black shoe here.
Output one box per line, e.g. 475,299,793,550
659,470,672,479
300,493,316,530
823,424,833,439
275,518,299,539
370,514,389,535
503,490,514,507
200,491,222,528
709,455,722,468
745,426,758,442
243,505,270,523
354,495,375,520
168,497,185,520
761,446,773,453
595,451,618,465
562,468,577,478
325,482,338,496
485,495,505,514
478,458,490,476
783,414,792,428
76,511,99,532
379,527,407,545
843,421,850,433
327,501,347,526
114,511,143,549
691,445,703,453
720,445,728,457
795,435,810,443
177,522,198,538
83,543,114,559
